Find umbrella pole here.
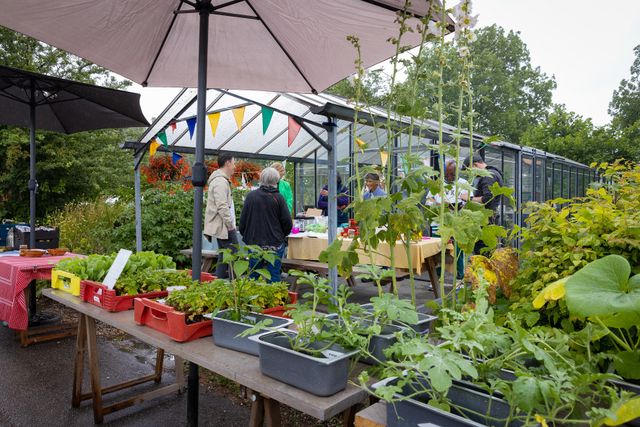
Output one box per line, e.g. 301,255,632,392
188,1,211,425
28,82,38,317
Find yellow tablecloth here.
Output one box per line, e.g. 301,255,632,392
287,234,443,275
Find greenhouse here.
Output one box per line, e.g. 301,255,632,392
126,88,598,231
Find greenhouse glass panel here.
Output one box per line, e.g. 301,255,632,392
577,169,585,197
295,158,317,213
502,149,516,230
546,161,553,200
553,163,562,199
534,157,544,202
563,165,570,199
521,155,534,205
570,167,577,198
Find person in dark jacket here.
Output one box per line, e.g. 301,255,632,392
462,153,504,253
317,173,350,225
239,167,293,283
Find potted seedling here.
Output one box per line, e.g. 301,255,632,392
246,272,362,396
212,245,294,355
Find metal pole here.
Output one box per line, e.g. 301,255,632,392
28,81,37,317
134,152,143,252
188,1,211,425
28,82,37,250
325,120,338,294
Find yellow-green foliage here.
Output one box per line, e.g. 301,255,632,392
512,161,640,326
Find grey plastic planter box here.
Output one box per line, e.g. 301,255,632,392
251,330,358,397
609,379,640,427
212,310,292,356
379,377,523,427
325,313,406,364
360,303,438,334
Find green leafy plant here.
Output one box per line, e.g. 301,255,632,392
363,276,638,426
535,255,640,380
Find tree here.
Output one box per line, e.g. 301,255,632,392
401,24,556,144
521,104,640,164
0,26,139,220
609,44,640,130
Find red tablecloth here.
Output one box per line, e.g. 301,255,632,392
0,254,80,330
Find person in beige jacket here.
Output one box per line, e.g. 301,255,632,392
204,152,237,278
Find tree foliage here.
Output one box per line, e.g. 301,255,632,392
402,24,556,144
0,26,140,221
521,104,640,164
609,44,640,130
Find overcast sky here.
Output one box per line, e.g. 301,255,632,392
134,0,640,127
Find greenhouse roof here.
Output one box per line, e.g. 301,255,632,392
130,88,483,161
129,88,588,169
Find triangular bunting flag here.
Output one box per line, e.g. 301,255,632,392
288,116,302,147
149,139,161,157
207,112,220,138
157,131,168,147
232,107,245,131
172,152,182,166
261,107,274,135
380,150,389,166
186,117,197,139
169,121,177,132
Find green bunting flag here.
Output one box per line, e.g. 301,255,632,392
261,107,274,135
157,131,168,147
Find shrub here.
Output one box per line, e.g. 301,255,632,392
510,161,640,326
111,183,197,265
47,197,127,255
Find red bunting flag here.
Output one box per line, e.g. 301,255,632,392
288,116,301,147
169,121,177,132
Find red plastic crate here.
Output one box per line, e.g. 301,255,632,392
261,291,298,318
187,271,217,282
134,297,212,342
80,280,168,312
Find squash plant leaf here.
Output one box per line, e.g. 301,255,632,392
565,255,640,329
613,350,640,380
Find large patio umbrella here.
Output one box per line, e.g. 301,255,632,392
0,64,149,317
0,1,452,423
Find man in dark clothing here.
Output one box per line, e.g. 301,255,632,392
462,153,504,253
317,173,350,225
239,167,293,282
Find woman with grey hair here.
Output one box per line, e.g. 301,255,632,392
239,167,293,282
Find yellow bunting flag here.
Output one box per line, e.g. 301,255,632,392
149,139,161,157
380,150,389,166
232,107,245,131
208,112,220,137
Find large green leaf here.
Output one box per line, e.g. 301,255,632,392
565,255,640,329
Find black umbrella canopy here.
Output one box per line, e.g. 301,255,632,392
0,65,149,133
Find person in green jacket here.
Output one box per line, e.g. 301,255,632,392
271,162,293,215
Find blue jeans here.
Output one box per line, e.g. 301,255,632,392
249,244,286,283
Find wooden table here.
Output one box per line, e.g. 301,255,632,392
287,235,444,296
44,289,368,426
180,248,218,273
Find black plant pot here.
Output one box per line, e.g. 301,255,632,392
212,310,292,356
252,330,358,397
381,377,524,427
